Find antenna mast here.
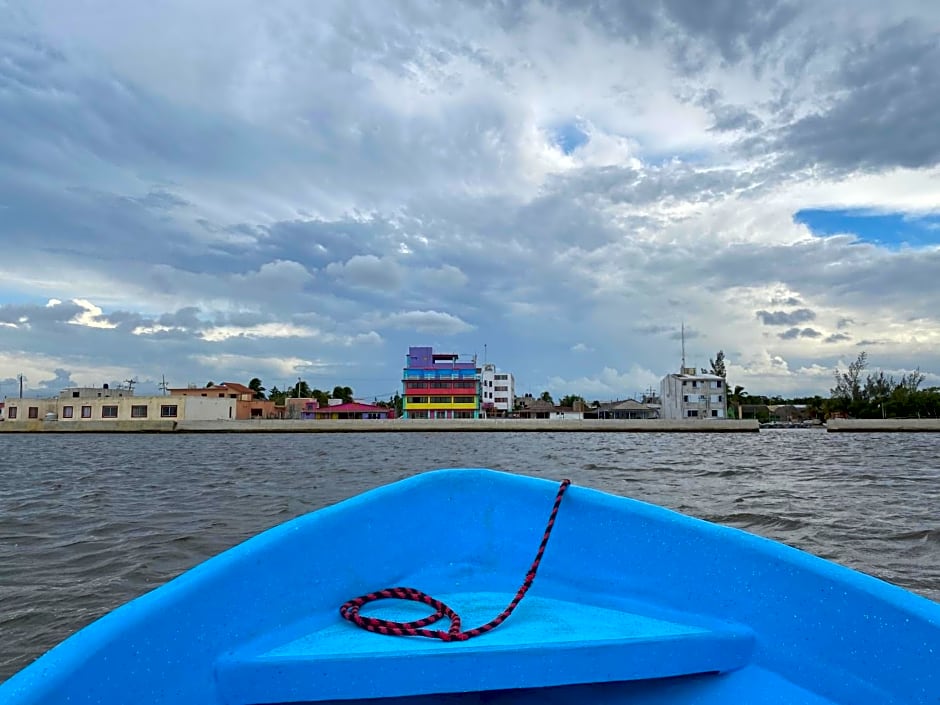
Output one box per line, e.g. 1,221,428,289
681,322,686,371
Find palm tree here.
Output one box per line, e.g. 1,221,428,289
730,385,747,419
248,377,266,400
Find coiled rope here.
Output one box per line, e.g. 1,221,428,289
339,478,571,641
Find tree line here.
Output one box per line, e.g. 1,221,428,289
235,378,405,414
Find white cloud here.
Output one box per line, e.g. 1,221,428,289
326,255,402,290
200,322,316,342
69,299,118,329
381,310,475,335
547,365,661,400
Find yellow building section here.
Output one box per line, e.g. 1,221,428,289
406,402,478,411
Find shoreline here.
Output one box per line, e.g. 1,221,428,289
0,419,760,433
4,418,939,433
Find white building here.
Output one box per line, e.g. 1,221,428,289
59,384,133,399
480,363,515,417
660,367,727,420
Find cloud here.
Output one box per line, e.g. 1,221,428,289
546,365,661,400
326,255,402,290
2,1,940,400
381,311,475,335
779,327,823,340
756,308,817,326
780,22,940,172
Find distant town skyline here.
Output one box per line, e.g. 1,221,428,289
2,2,939,400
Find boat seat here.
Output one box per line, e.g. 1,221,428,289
215,592,755,704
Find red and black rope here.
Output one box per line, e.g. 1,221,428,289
339,478,571,642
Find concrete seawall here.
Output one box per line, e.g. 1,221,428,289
826,418,940,432
0,420,178,433
0,419,760,433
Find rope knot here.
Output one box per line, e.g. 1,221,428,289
339,478,571,642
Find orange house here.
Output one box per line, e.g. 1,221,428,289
167,382,283,419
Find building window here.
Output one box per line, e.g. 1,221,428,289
409,411,429,419
453,411,473,419
81,406,92,418
160,405,178,418
102,406,118,418
131,405,148,418
7,407,16,419
218,393,225,398
407,396,429,404
28,407,39,419
495,385,508,392
711,410,719,417
687,410,699,417
72,391,80,398
62,406,73,419
453,396,475,404
716,380,723,388
683,395,689,403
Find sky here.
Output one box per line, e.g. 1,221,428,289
1,0,939,402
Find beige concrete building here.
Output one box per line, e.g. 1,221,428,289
3,393,236,424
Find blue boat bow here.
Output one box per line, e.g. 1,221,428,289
2,468,938,704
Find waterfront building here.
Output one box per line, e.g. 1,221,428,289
594,399,659,420
308,401,394,420
2,393,236,423
401,346,480,419
660,367,726,419
168,382,284,419
480,364,515,417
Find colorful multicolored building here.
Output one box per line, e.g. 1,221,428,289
401,346,480,419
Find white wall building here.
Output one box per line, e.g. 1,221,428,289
480,364,515,417
660,367,727,420
59,384,134,399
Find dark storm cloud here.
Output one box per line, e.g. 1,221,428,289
781,21,940,172
557,0,800,64
770,295,802,306
756,308,816,326
0,300,86,325
778,326,821,340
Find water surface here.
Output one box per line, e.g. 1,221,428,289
1,430,938,679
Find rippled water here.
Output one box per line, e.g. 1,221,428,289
2,430,939,680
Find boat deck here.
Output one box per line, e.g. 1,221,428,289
216,591,754,704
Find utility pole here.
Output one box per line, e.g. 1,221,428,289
19,373,24,398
